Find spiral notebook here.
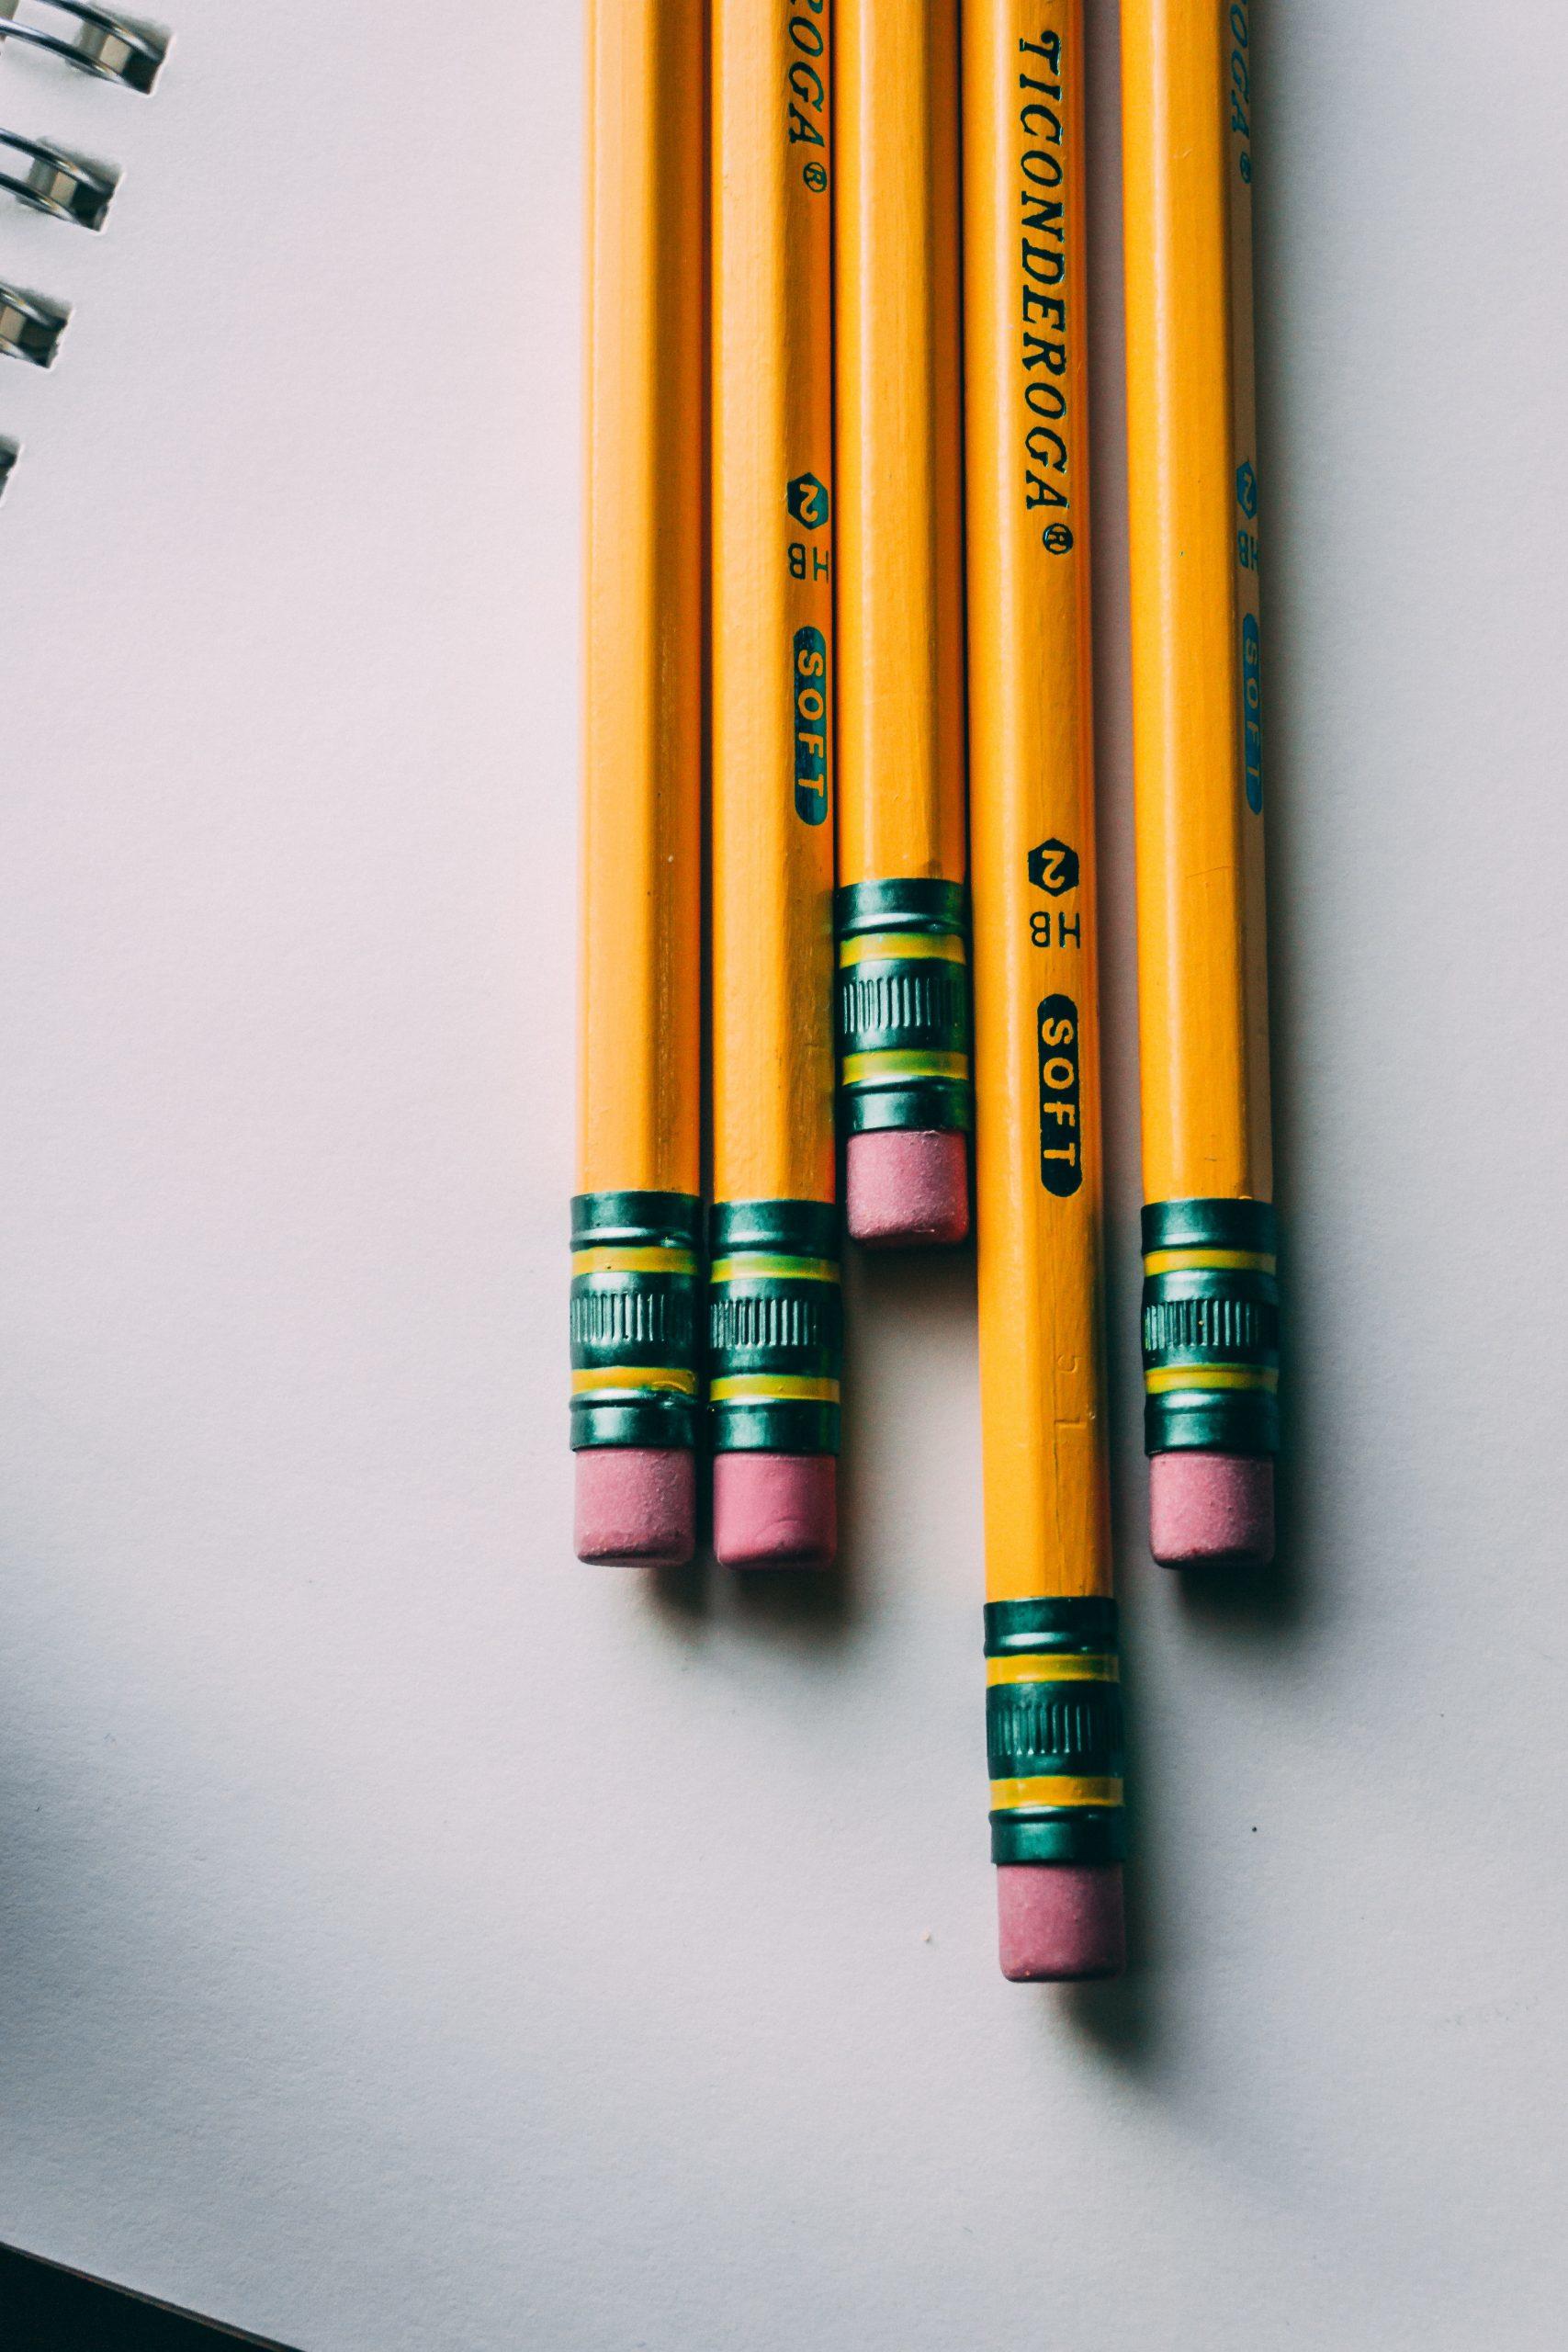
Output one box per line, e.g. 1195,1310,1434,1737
0,1,569,2345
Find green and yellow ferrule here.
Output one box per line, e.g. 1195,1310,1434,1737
709,1198,841,1455
835,876,971,1136
1141,1197,1280,1456
570,1191,703,1452
985,1596,1126,1867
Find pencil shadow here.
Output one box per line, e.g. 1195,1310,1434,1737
725,1220,979,1646
842,1220,977,1630
720,1222,918,1647
647,1449,857,1640
1010,1717,1165,2070
728,1558,852,1640
649,1542,709,1623
1045,1611,1167,2074
1175,1436,1312,1645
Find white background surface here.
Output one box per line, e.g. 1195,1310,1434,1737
1,5,1564,2346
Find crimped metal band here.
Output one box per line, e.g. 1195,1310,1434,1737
835,876,971,1136
570,1192,702,1452
984,1597,1126,1866
1141,1197,1280,1455
709,1198,840,1454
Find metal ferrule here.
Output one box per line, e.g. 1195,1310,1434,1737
709,1198,840,1455
1141,1197,1280,1455
570,1191,703,1452
835,876,971,1136
984,1597,1126,1867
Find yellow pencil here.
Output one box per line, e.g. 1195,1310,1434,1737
573,0,707,1568
964,0,1125,1979
710,0,840,1568
1122,0,1279,1566
834,0,970,1250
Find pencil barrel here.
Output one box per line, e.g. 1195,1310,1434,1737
985,1600,1126,1867
964,0,1112,1600
708,1200,841,1455
570,1192,704,1451
1122,0,1281,1473
964,0,1124,1926
578,0,705,1439
1122,0,1273,1205
710,0,839,1286
834,0,969,1148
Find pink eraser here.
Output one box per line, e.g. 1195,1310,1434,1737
997,1863,1126,1983
574,1448,695,1568
846,1128,969,1249
1149,1451,1275,1567
713,1452,836,1570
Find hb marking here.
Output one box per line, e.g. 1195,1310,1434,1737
1029,839,1079,897
787,473,829,530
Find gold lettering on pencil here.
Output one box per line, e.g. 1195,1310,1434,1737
1017,27,1073,552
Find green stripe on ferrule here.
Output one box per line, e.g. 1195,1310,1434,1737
574,1192,703,1250
991,1813,1127,1866
709,1197,841,1455
570,1190,702,1452
984,1596,1119,1656
835,876,971,1136
984,1597,1127,1868
1142,1195,1280,1457
837,877,967,938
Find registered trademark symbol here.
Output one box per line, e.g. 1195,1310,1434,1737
1043,523,1074,555
803,162,828,192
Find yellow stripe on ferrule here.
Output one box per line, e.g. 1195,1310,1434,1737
840,1049,968,1087
709,1254,840,1285
838,932,966,968
989,1776,1124,1810
1142,1247,1276,1276
986,1655,1120,1687
1144,1364,1279,1395
570,1246,699,1277
570,1367,699,1397
709,1374,841,1404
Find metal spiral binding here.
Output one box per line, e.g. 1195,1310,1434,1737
0,3,167,93
0,279,68,367
0,126,118,226
0,6,171,492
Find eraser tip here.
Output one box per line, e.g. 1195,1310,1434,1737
997,1863,1125,1983
846,1128,968,1248
1149,1452,1274,1566
713,1452,836,1570
575,1448,695,1567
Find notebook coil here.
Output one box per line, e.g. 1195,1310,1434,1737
0,126,118,226
0,4,167,94
0,3,171,484
0,277,67,366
